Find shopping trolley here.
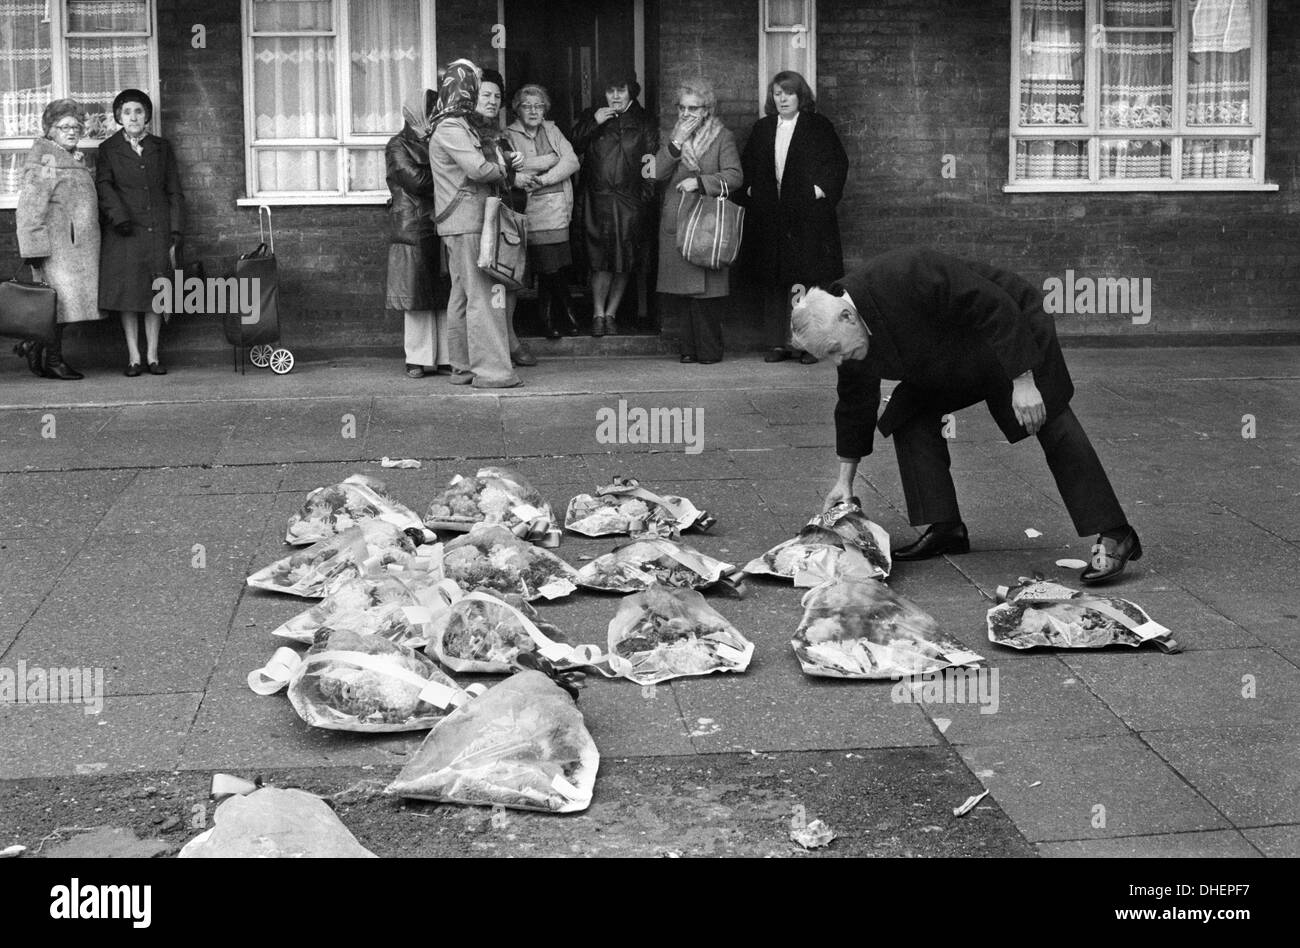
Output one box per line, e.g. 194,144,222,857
226,204,294,374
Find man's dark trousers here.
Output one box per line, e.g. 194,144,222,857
893,405,1127,537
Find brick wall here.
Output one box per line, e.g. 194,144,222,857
817,0,1300,335
2,0,1294,367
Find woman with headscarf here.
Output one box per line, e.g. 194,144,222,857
740,70,847,366
428,59,525,388
571,72,659,336
386,88,452,379
505,83,580,341
653,78,742,364
13,99,102,380
96,88,185,376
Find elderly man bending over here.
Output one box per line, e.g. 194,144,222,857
792,247,1141,586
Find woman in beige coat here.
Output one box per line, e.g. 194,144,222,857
505,84,580,340
14,99,103,380
654,79,742,364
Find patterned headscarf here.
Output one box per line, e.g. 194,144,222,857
430,59,481,132
402,88,436,141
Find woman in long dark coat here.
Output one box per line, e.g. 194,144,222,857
96,89,184,376
740,71,847,365
571,72,659,337
386,89,451,379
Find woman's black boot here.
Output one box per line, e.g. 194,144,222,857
550,271,578,335
537,275,560,340
42,326,83,380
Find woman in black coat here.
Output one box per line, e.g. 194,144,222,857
740,71,848,365
571,72,659,337
96,89,184,376
386,89,451,379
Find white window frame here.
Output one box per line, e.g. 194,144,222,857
1007,0,1275,192
239,0,437,206
0,0,160,209
758,0,816,116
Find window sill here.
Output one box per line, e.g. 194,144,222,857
1004,182,1279,193
237,195,389,207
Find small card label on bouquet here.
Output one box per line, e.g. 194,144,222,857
713,643,746,664
550,774,583,801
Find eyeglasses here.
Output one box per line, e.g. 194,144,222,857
51,122,84,133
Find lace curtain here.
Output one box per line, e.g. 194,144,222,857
1019,0,1085,127
251,0,418,191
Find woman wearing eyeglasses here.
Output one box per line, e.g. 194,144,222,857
96,89,185,376
653,79,742,364
14,99,104,380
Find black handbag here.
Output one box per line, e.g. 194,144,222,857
0,267,57,345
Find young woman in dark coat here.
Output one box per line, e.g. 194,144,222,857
571,72,659,336
96,89,184,376
740,71,848,365
386,89,451,379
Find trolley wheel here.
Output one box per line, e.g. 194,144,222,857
269,348,294,374
249,344,272,368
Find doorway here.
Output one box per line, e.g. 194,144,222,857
501,0,659,337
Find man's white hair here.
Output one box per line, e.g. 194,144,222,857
791,287,868,359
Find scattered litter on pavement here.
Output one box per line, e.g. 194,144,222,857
1024,528,1042,538
844,753,862,759
380,457,422,469
210,773,261,800
790,818,836,849
952,790,990,817
0,845,25,858
1055,558,1088,569
74,763,107,775
933,717,952,733
691,717,722,737
179,787,377,858
1029,781,1042,788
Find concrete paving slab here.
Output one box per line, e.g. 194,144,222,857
367,396,508,459
957,736,1230,841
0,408,122,473
5,536,247,695
672,653,940,753
124,464,287,497
725,445,850,481
1143,725,1300,827
745,389,838,426
0,469,136,540
919,656,1130,746
95,489,278,537
178,688,426,771
584,449,743,485
1240,825,1300,858
1037,829,1262,858
573,678,697,757
85,403,247,467
214,399,376,466
0,693,201,779
1059,649,1300,731
1239,616,1300,668
0,536,85,651
1119,587,1263,651
945,549,1170,598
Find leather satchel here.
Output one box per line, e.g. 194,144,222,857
0,269,58,345
478,194,528,291
676,178,745,270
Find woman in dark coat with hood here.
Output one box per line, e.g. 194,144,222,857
571,72,659,336
387,89,451,379
96,88,184,376
740,71,847,365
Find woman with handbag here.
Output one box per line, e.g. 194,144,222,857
429,59,525,389
386,88,452,380
740,71,848,366
571,72,659,337
474,69,536,369
96,89,185,376
653,79,742,365
14,99,104,380
505,83,580,342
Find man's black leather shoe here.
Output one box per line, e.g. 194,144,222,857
1080,527,1142,585
893,522,970,561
